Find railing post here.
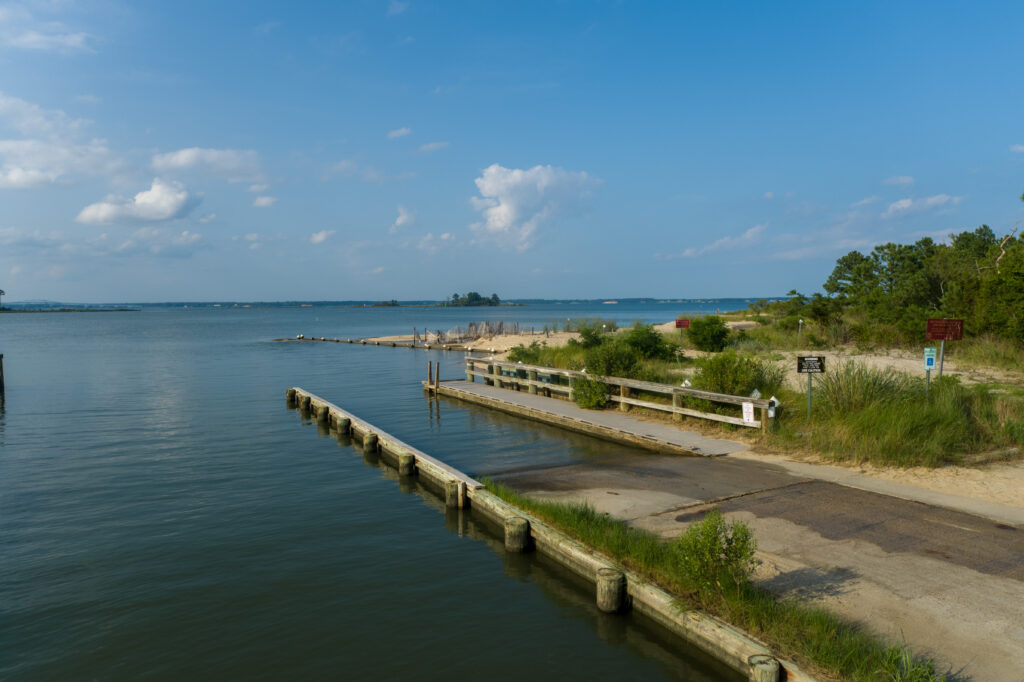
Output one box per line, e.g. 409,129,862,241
619,384,629,412
528,369,537,394
672,392,681,421
466,359,473,383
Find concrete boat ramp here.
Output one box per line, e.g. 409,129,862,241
433,379,1024,681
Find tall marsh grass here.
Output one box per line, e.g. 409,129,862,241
783,362,1024,466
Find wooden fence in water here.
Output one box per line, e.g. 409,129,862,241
463,357,774,430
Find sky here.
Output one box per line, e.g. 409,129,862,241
1,1,1022,303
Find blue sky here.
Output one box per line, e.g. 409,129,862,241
1,1,1022,302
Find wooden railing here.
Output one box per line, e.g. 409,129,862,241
464,357,774,430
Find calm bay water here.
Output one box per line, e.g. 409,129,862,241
1,302,747,681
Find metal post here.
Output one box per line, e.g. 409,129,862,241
925,369,931,398
938,339,945,378
807,373,812,420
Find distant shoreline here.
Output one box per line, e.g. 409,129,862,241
0,308,140,314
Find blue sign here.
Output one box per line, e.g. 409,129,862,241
924,347,937,370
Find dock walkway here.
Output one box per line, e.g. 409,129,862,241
433,380,747,457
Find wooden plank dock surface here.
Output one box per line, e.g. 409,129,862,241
430,380,749,457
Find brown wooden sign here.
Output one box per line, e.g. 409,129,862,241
797,356,825,373
926,318,963,341
675,319,690,329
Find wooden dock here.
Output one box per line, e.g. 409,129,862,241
427,380,748,457
287,387,812,682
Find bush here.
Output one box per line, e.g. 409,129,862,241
571,376,610,409
507,341,544,364
623,323,673,359
693,350,784,396
584,341,640,378
675,508,758,601
689,315,730,352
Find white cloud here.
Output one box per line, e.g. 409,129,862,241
152,147,261,181
198,213,217,223
851,195,879,207
75,94,101,104
0,92,119,187
417,232,453,254
0,6,93,53
370,266,386,274
669,224,766,259
112,228,203,257
388,1,409,15
469,163,598,250
884,175,915,186
390,205,414,232
419,141,448,152
1011,144,1024,153
387,127,411,139
882,194,962,219
310,229,335,244
248,183,268,193
252,195,277,208
763,191,774,199
76,178,199,224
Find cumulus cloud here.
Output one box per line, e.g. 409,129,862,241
248,183,268,193
310,229,335,244
419,141,448,152
469,163,598,250
0,6,93,53
152,147,261,181
252,196,277,208
387,127,411,139
884,175,915,186
851,195,879,207
666,224,766,259
1012,144,1024,153
0,92,119,188
882,194,961,219
390,205,414,232
76,178,199,224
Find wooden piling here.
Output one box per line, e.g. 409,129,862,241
504,516,530,552
299,395,311,412
398,453,415,476
434,366,440,392
445,480,460,508
596,567,627,613
335,415,351,434
363,432,378,453
317,405,330,425
427,361,433,388
747,655,780,682
0,353,5,399
286,388,297,407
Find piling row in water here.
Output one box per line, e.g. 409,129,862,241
277,336,471,352
287,387,814,682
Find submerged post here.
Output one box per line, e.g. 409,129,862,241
398,453,415,476
444,480,460,508
596,567,627,613
363,432,378,453
299,395,311,413
0,353,4,399
286,388,296,407
335,416,351,437
317,405,330,425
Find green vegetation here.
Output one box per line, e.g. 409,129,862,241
484,481,943,682
689,315,730,352
448,291,501,307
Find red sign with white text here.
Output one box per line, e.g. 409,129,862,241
926,318,963,341
675,319,690,329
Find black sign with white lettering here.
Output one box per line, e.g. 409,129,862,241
797,356,825,373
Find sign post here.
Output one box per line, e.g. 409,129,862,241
797,356,825,420
924,347,937,397
675,318,690,340
926,319,963,379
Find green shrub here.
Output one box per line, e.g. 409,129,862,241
623,323,673,359
693,350,784,396
689,315,730,352
675,508,759,601
571,376,610,409
508,341,544,364
584,341,640,378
